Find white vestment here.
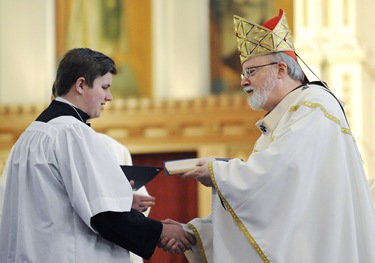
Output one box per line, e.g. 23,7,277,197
185,84,375,263
0,116,134,262
368,177,375,207
98,133,151,217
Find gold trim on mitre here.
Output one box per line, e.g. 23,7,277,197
234,9,295,64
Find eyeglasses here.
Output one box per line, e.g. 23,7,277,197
241,62,278,80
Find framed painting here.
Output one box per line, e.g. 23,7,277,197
209,0,293,93
55,0,152,98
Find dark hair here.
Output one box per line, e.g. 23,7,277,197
51,82,56,97
54,48,117,96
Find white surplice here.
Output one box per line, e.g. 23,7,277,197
185,84,375,263
0,116,134,262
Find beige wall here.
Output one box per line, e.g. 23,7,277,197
356,0,375,179
0,0,55,105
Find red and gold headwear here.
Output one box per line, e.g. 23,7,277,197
234,9,296,64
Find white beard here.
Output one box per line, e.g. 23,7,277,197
247,71,276,110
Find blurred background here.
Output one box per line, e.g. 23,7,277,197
1,0,375,262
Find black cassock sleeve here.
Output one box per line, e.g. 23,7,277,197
91,208,163,259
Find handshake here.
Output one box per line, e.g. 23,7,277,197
158,219,196,254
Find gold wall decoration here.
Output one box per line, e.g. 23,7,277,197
0,94,265,175
55,0,152,98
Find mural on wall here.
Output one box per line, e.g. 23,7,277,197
56,0,286,98
209,0,276,93
56,0,152,98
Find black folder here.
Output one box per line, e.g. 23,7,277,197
120,165,163,190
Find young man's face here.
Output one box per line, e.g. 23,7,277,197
82,72,113,119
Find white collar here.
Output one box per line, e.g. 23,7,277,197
255,87,305,134
54,97,78,108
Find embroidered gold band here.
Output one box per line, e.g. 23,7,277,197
187,223,208,263
209,162,270,262
289,101,352,136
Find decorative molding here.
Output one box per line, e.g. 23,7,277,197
92,93,264,153
0,94,264,174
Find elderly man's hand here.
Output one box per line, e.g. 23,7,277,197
181,160,213,187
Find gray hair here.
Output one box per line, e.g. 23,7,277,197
268,52,305,82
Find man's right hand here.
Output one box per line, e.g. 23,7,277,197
158,219,196,254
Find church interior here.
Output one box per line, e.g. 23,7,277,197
1,0,375,262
